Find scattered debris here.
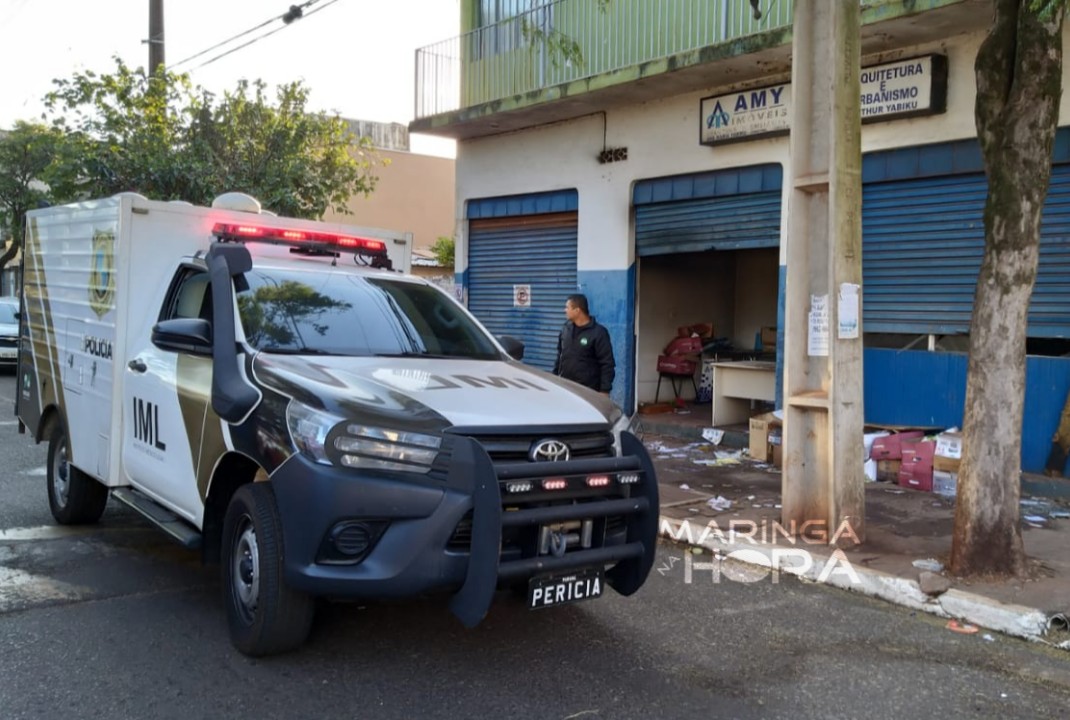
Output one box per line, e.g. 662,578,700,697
746,495,756,501
679,484,691,491
946,620,979,634
1051,510,1070,520
702,428,725,445
912,558,944,573
1023,515,1047,524
982,634,995,642
1047,613,1069,633
918,571,951,597
707,496,733,512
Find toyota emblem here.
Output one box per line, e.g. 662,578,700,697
529,439,570,462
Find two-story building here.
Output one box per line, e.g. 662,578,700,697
411,0,1070,473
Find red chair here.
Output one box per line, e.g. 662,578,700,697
655,354,698,404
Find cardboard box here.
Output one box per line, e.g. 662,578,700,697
933,470,958,497
760,326,777,349
898,464,934,492
934,455,961,473
901,439,936,467
749,412,782,463
870,431,925,461
876,459,901,483
935,431,963,460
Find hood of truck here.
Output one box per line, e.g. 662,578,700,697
251,353,617,430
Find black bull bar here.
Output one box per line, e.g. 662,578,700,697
447,431,659,628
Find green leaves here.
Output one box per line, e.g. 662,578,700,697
431,236,455,268
39,57,382,219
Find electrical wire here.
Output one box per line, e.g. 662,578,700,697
172,0,339,72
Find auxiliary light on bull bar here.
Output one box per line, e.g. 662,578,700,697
211,222,390,265
585,475,611,488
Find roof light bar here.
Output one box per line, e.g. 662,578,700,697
211,222,387,256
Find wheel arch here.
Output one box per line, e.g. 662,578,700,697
202,451,266,564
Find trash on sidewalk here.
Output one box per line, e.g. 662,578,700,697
679,484,691,491
946,620,980,634
1023,515,1047,525
707,496,733,512
702,428,725,445
912,558,944,572
692,449,743,467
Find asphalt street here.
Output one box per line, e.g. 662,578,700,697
1,374,1069,720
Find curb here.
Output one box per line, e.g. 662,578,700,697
657,515,1069,651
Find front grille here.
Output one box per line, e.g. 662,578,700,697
465,431,614,463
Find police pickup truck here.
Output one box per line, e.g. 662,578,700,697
16,193,659,656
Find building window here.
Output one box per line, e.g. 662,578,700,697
474,0,554,59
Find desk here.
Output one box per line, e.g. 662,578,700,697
706,360,776,425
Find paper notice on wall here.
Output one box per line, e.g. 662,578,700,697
808,294,830,357
838,283,860,339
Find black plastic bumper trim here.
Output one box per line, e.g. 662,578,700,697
497,542,645,581
501,497,649,527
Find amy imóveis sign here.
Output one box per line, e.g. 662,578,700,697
700,55,948,147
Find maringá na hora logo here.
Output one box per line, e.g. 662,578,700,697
89,229,117,319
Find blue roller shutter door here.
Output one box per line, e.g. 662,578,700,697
468,213,578,371
633,164,783,255
863,163,1070,337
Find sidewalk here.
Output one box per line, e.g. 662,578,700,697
645,431,1070,651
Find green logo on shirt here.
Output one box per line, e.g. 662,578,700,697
580,338,589,346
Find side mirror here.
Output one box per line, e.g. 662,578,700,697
499,335,525,361
152,318,213,355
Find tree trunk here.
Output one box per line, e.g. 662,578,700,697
951,0,1065,578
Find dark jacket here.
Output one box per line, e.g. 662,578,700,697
553,317,615,392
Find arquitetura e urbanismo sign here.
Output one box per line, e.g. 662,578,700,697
699,55,948,147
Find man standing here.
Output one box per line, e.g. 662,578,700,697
553,293,615,395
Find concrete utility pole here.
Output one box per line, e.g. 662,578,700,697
782,0,865,544
149,0,165,74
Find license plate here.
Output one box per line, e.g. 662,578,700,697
528,567,604,610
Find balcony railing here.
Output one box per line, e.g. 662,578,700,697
414,0,795,120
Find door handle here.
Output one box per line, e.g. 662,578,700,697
128,359,147,373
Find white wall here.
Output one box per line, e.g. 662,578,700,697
454,23,1070,402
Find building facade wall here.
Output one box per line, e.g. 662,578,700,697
453,25,1070,446
323,148,456,259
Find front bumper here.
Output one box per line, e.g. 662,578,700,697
270,431,659,627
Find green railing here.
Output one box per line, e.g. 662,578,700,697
415,0,796,119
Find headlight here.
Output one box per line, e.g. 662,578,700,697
286,401,344,465
333,424,442,474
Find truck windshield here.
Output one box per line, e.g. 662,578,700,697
236,268,503,360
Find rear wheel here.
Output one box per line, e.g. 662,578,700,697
222,483,314,657
47,422,108,525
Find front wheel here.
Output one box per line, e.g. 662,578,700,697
47,422,108,525
222,483,314,657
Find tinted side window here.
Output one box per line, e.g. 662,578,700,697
163,269,212,322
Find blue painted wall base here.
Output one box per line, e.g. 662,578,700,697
864,348,1070,474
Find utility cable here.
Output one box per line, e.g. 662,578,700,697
171,0,336,71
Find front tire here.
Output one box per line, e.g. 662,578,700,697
222,483,314,657
47,422,108,525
